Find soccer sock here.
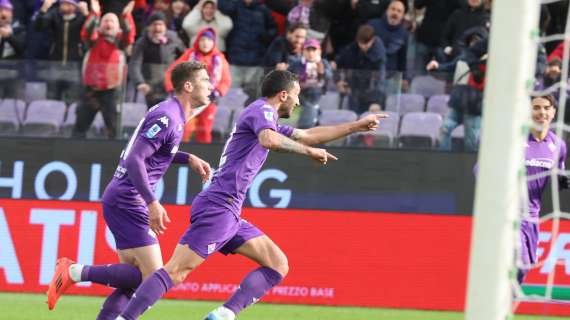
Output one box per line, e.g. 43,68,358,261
95,288,134,320
81,264,142,289
223,267,283,315
119,268,173,320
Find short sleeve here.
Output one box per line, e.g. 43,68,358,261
138,113,174,150
246,107,278,135
277,124,294,138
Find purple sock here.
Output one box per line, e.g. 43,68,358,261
81,264,142,289
96,288,134,320
224,267,283,315
120,268,173,320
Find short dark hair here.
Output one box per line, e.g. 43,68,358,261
287,22,308,34
171,61,207,93
531,94,557,108
356,25,375,44
261,70,299,98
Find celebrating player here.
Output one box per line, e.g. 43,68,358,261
114,70,388,320
518,94,569,283
46,61,213,319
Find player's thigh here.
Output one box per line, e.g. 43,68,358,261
164,244,206,285
117,244,164,279
234,235,289,276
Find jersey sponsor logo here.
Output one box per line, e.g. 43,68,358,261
145,124,162,139
526,158,554,169
264,111,274,121
207,243,216,254
159,116,169,127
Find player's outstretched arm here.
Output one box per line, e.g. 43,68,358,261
291,113,388,146
259,129,337,165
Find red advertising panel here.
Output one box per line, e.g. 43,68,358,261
0,199,569,316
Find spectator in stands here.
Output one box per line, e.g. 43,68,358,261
182,0,233,50
166,0,192,46
264,22,307,71
129,11,185,108
335,24,386,114
218,0,277,102
287,0,313,26
368,0,409,93
440,0,489,63
165,27,231,143
413,0,461,76
0,0,26,99
265,0,330,41
288,38,332,128
72,0,135,139
34,0,88,105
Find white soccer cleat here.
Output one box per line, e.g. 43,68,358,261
204,306,236,320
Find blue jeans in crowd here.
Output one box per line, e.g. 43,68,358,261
439,108,481,152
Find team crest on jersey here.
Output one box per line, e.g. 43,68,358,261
548,142,556,152
145,124,162,138
264,111,273,121
159,116,169,127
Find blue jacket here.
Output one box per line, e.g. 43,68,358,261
218,0,277,66
368,16,408,77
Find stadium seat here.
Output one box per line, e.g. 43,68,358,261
451,124,465,151
121,102,147,138
399,112,443,149
219,88,249,110
212,106,233,142
352,111,399,148
426,94,450,116
318,91,341,110
0,99,25,135
319,109,358,146
21,99,66,137
410,75,446,98
385,94,425,115
24,82,47,103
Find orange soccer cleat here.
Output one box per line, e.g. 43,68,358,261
46,257,76,310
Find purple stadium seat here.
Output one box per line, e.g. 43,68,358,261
426,94,450,116
319,110,358,146
318,91,341,110
410,75,446,98
399,112,443,149
22,99,66,136
62,103,104,137
121,102,148,138
0,99,25,135
212,106,233,142
25,82,48,104
219,88,248,110
385,94,425,114
352,111,399,147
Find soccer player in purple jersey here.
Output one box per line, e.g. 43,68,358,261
46,61,213,319
113,70,387,320
518,94,569,283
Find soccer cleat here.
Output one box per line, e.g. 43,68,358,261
203,306,236,320
46,257,76,310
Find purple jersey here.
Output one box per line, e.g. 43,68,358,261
102,97,186,207
203,98,294,215
526,131,567,219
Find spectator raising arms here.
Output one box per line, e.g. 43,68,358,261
73,0,136,139
165,27,231,144
182,0,233,51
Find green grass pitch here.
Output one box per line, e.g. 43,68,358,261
0,293,566,320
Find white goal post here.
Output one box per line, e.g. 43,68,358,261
465,0,540,319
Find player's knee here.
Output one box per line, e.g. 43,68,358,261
164,263,194,286
271,253,289,278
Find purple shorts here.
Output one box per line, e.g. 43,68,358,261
102,201,158,250
179,195,263,259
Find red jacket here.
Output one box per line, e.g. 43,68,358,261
164,28,231,95
81,12,135,90
548,41,565,62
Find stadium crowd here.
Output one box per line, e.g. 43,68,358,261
0,0,568,150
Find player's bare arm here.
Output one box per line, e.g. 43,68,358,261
258,129,337,164
291,113,388,145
